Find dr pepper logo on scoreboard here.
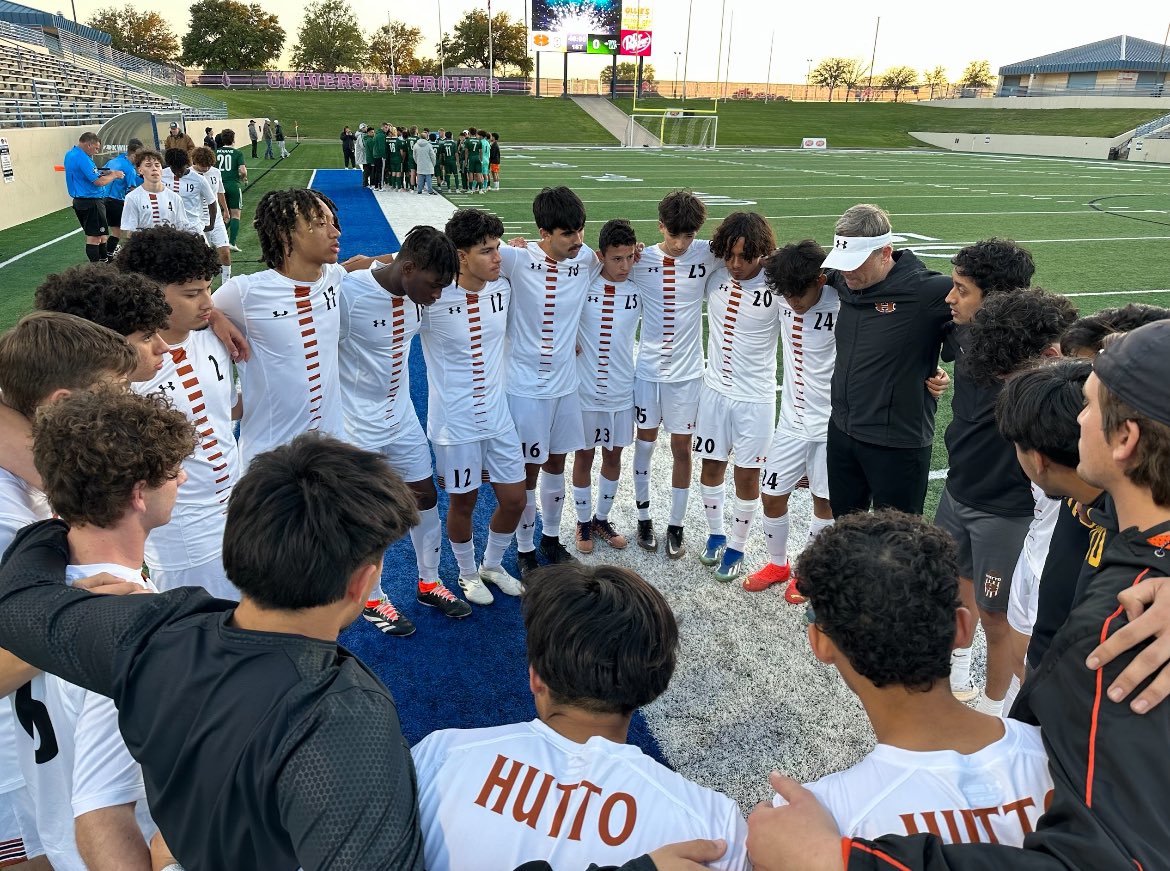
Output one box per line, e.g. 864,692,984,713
620,30,652,55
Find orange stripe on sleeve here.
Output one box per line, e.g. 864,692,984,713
850,841,914,871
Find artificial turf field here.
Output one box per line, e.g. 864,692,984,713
3,143,1170,811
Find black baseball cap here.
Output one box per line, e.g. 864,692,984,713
1094,320,1170,427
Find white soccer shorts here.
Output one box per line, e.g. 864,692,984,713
205,218,229,249
1007,550,1041,636
634,376,701,435
581,407,635,451
434,433,525,494
507,393,586,462
762,433,828,497
692,386,775,468
151,558,239,602
377,414,435,484
0,786,42,863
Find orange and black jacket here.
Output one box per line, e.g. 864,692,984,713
847,518,1170,870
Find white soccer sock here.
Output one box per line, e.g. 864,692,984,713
540,475,566,538
975,693,1005,717
728,496,757,552
220,264,232,284
573,485,592,524
1001,674,1021,719
482,529,513,570
808,515,835,540
517,489,537,552
409,506,442,582
762,512,791,566
701,483,725,536
365,584,386,607
633,439,655,518
596,474,619,521
950,646,973,690
669,487,689,528
450,537,477,579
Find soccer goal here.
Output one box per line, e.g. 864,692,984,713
624,110,718,149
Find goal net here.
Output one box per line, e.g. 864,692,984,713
625,112,718,149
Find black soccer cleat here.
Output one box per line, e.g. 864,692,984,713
637,518,658,551
416,583,472,619
517,549,540,578
666,524,685,559
362,599,416,637
539,535,579,566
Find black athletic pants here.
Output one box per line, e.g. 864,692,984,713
251,140,258,158
370,157,384,188
826,419,932,518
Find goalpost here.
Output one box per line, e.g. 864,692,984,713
624,108,719,149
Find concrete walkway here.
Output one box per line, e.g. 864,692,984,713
571,96,661,147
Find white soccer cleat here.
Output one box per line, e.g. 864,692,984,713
457,573,494,606
478,563,522,597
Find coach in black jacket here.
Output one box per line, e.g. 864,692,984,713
822,204,952,517
745,321,1170,871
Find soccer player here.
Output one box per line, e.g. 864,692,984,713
744,240,838,598
102,137,142,259
214,128,248,250
437,131,458,192
411,563,750,871
385,125,403,191
191,146,233,284
0,312,138,871
339,226,468,632
420,209,525,606
572,219,641,554
0,433,428,871
16,386,196,871
161,147,217,238
489,132,501,191
456,130,468,192
464,129,482,193
694,212,779,583
34,264,170,382
477,129,491,194
371,123,387,190
499,187,602,576
213,189,349,468
406,126,420,191
121,149,195,234
274,120,289,159
629,190,718,556
1060,303,1170,357
117,226,242,600
63,131,124,262
780,509,1054,844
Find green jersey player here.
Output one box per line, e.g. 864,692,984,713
214,129,248,247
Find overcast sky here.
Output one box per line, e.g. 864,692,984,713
34,0,1170,82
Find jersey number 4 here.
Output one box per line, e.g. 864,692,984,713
15,683,59,764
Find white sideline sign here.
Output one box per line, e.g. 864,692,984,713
800,137,827,150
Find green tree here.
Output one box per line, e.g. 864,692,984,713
440,9,533,76
86,6,179,63
290,0,365,72
599,61,656,85
810,57,865,102
181,0,285,70
841,58,867,101
922,65,948,99
959,60,993,89
368,20,425,75
879,65,917,102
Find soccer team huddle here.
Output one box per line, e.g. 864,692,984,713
346,122,502,194
1,168,1169,871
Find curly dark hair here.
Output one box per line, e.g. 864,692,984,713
657,190,707,236
532,186,586,233
709,212,776,261
764,239,826,297
398,225,458,285
1059,303,1170,356
164,147,190,173
951,238,1035,295
795,509,960,692
444,208,505,250
996,358,1091,469
523,563,678,715
963,287,1078,385
219,128,236,146
33,385,196,528
191,146,215,168
253,188,341,269
36,264,171,336
598,218,637,252
116,226,220,286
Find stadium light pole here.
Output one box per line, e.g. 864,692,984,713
722,9,733,102
437,0,447,97
487,0,494,99
673,51,681,98
867,16,880,96
388,14,397,95
764,30,773,103
681,0,693,102
805,57,812,101
713,0,726,109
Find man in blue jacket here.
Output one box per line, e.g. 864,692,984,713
63,131,125,263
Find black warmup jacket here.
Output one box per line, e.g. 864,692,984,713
828,250,952,449
845,517,1170,870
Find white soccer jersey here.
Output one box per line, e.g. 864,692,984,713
576,276,641,412
784,719,1053,846
776,285,839,440
420,279,513,445
630,241,718,383
0,467,51,800
412,719,749,871
214,265,345,467
500,242,602,399
120,186,196,233
162,167,216,230
134,328,239,572
338,266,424,451
12,563,157,871
197,166,228,230
703,267,782,403
1023,484,1061,577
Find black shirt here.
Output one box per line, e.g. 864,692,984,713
828,250,952,449
0,520,424,871
942,326,1034,516
490,141,501,163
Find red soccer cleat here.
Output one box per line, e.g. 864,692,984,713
742,562,791,592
